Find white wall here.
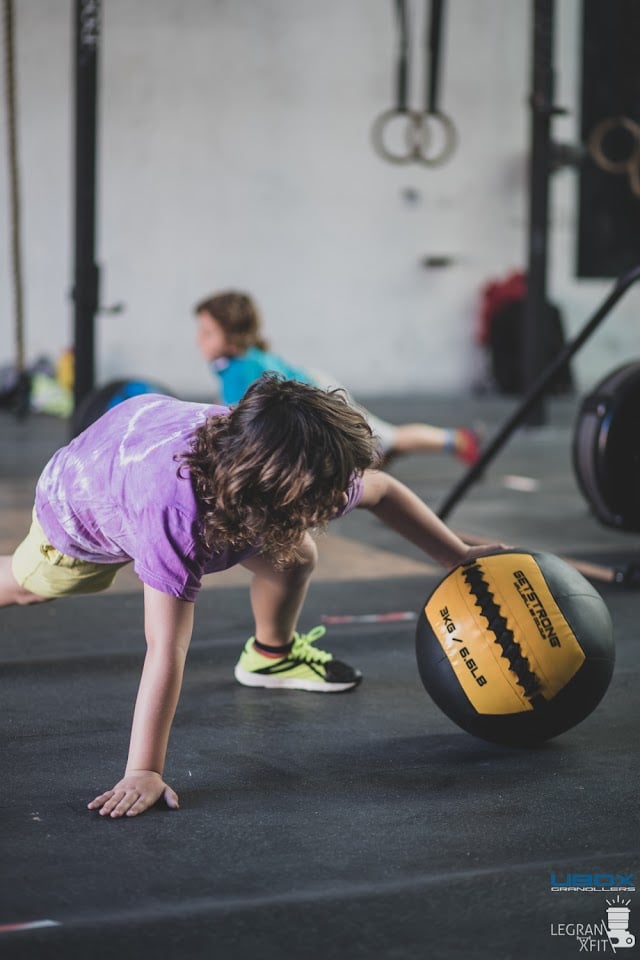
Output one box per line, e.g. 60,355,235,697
0,0,638,399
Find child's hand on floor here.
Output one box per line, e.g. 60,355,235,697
88,769,179,818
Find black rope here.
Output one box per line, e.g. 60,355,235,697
438,263,640,521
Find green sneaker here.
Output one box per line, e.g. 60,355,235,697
234,625,362,693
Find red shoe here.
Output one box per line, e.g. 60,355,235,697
455,427,481,466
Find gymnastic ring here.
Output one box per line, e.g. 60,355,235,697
371,108,426,164
587,116,640,174
627,160,640,198
410,111,458,167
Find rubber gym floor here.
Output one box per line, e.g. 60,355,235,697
1,392,638,960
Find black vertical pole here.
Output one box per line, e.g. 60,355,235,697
73,0,101,416
523,0,555,426
3,0,24,373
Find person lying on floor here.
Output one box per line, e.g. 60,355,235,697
0,375,503,819
195,290,481,465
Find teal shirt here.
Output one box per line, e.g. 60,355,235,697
212,346,316,404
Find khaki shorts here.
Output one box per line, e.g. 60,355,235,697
11,512,130,599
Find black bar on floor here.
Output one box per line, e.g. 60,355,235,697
437,264,640,522
73,0,101,414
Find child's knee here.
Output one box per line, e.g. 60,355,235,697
290,534,318,576
0,556,50,607
16,588,51,607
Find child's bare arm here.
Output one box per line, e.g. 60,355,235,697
358,470,507,569
87,584,194,818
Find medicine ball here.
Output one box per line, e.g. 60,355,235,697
573,360,640,532
72,378,175,436
415,551,614,746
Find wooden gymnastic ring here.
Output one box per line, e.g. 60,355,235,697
587,116,640,174
371,108,425,164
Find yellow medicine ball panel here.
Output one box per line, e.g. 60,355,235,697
424,553,586,715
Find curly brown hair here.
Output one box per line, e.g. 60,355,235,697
194,291,269,353
179,374,378,565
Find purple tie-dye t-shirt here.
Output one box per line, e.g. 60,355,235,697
34,394,363,602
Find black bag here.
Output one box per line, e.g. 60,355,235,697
488,299,573,395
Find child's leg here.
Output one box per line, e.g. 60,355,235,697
390,424,481,464
235,533,361,692
345,405,480,465
0,555,49,606
241,532,318,645
8,512,130,604
391,423,451,453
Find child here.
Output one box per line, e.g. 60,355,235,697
1,375,501,819
195,291,481,465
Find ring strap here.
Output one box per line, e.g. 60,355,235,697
425,0,444,115
394,0,410,113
